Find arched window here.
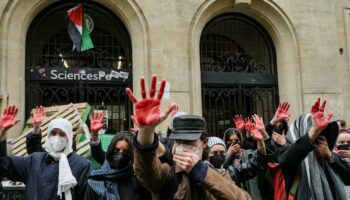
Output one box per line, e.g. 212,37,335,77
26,1,132,133
201,14,278,137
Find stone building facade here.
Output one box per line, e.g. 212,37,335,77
0,0,350,137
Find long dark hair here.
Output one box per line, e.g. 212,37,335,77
106,131,135,162
223,128,242,146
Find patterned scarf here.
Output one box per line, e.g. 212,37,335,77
87,160,133,200
286,114,347,200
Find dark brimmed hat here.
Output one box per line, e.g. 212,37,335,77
169,115,206,140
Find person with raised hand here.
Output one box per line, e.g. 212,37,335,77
238,116,257,150
280,98,349,200
85,131,152,200
128,75,251,200
0,105,91,200
26,105,46,154
222,114,269,200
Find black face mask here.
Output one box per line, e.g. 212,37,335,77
110,152,131,170
209,154,225,169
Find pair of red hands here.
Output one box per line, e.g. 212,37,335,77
233,114,265,141
0,105,45,132
233,102,292,141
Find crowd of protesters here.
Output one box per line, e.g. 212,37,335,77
0,74,349,200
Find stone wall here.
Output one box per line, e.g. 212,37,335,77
0,0,349,136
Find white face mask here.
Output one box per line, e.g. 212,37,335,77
175,144,202,159
48,135,68,153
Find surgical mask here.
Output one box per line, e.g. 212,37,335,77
48,135,67,152
175,144,202,158
111,152,131,170
209,154,225,169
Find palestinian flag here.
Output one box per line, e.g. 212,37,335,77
67,4,94,52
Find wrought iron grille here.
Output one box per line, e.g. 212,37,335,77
201,14,278,137
25,1,133,133
25,82,132,133
202,86,278,137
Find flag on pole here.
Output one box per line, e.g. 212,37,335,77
67,4,94,52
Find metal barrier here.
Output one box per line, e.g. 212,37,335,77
0,185,25,200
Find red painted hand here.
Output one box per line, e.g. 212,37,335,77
233,115,245,132
0,105,20,131
126,75,176,127
274,101,291,122
252,114,265,132
311,98,333,129
250,125,264,141
244,117,254,133
33,106,45,126
90,112,106,134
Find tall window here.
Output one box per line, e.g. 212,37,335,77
201,14,278,137
26,1,132,133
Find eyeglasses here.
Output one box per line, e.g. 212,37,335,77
227,141,241,147
209,151,225,156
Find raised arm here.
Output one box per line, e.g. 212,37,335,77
0,106,31,182
126,75,176,193
270,101,291,126
26,106,46,153
249,114,268,155
279,98,333,193
89,112,106,164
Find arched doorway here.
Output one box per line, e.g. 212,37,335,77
201,14,278,137
25,1,132,133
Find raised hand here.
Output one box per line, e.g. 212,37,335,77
244,117,253,133
252,114,265,132
233,115,245,132
272,102,291,124
311,98,333,130
249,124,264,141
90,112,106,134
126,75,176,128
0,106,20,137
33,106,45,126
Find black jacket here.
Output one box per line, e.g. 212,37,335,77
84,174,151,200
88,142,152,200
223,149,267,186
